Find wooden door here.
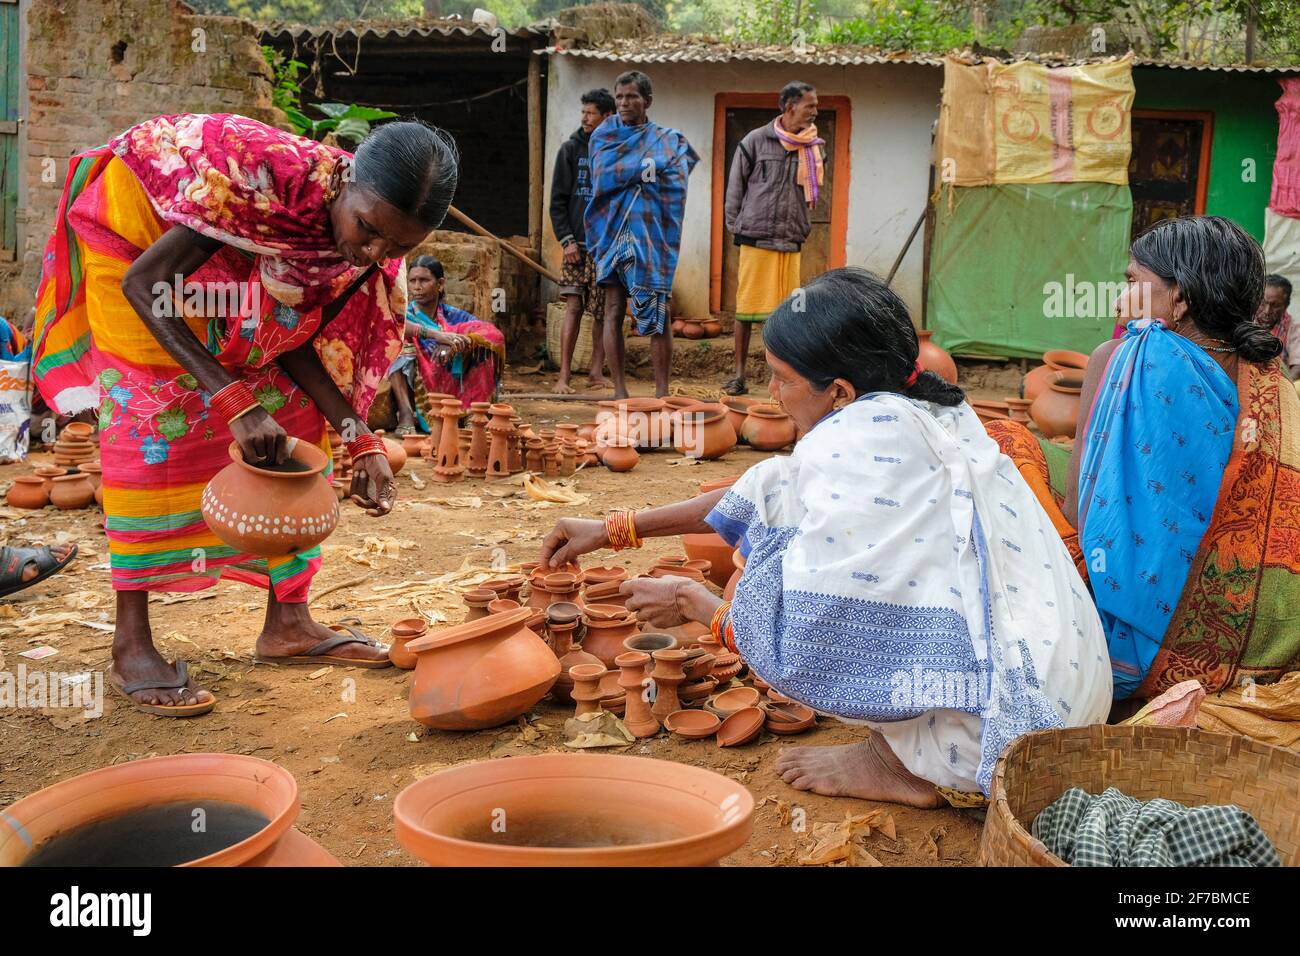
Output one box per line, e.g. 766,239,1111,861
1129,112,1212,240
719,109,836,314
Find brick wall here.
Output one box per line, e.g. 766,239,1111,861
0,0,283,320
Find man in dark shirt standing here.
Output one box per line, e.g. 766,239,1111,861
550,88,615,393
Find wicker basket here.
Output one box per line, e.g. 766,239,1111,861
545,300,594,373
979,724,1300,866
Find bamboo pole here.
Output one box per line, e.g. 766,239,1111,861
445,204,562,284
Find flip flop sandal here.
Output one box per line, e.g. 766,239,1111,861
720,378,748,396
0,544,78,598
109,659,216,718
255,623,393,668
394,424,416,437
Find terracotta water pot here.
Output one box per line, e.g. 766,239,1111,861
407,607,560,731
917,330,958,384
1030,371,1084,439
77,461,102,491
0,753,339,867
741,404,797,451
1005,397,1033,424
1043,349,1089,372
722,398,756,440
401,433,428,460
581,605,641,667
1023,349,1089,402
50,473,94,510
548,616,602,703
376,432,407,475
701,319,723,338
601,439,639,473
527,572,582,610
35,466,68,496
463,587,497,621
674,403,737,460
576,421,598,444
671,316,686,335
596,398,670,450
201,440,338,558
389,618,429,670
393,752,754,866
488,598,521,615
682,533,736,589
6,476,49,509
679,319,705,339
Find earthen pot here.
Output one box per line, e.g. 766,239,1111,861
488,598,521,615
393,752,754,866
1005,397,1033,424
709,686,762,717
664,709,721,740
601,439,639,473
549,615,602,703
722,398,756,440
1030,371,1084,439
60,422,94,441
970,399,1011,425
716,706,765,747
463,587,497,621
35,466,68,496
402,433,429,460
1043,349,1089,372
682,534,735,589
701,319,723,338
377,432,408,475
741,404,796,451
671,316,686,335
201,440,339,558
482,575,526,603
679,319,705,340
674,403,737,460
724,549,746,601
407,607,560,731
75,461,102,489
917,329,958,384
49,472,94,510
581,605,641,667
7,476,49,509
624,632,678,657
0,753,339,867
389,618,429,669
527,572,582,611
576,421,598,444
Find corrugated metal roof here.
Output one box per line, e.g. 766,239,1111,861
541,38,1300,72
260,16,555,43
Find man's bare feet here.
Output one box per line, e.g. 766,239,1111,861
552,378,576,395
775,735,946,809
586,374,612,390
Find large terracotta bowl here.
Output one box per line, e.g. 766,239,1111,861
394,753,754,866
0,753,337,866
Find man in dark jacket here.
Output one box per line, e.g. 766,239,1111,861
550,88,614,394
722,81,823,395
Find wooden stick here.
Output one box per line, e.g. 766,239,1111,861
309,575,369,606
446,205,563,284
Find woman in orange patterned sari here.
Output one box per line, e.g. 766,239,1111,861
33,113,457,715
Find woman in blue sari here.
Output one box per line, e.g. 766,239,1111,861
389,255,505,433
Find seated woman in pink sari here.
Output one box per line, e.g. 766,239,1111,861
389,255,505,433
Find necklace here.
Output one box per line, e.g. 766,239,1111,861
1170,317,1235,353
1201,342,1236,353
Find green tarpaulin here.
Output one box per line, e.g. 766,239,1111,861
927,183,1133,359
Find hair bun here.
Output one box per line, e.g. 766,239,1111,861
1232,321,1284,363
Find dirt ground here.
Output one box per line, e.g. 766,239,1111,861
0,358,1001,867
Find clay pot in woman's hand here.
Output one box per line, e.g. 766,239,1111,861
201,440,339,558
740,404,797,451
407,607,560,730
1030,371,1083,439
6,476,49,509
50,473,95,510
917,330,958,385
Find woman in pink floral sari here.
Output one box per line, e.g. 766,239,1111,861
32,113,458,715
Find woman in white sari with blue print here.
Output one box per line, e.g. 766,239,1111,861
541,268,1111,807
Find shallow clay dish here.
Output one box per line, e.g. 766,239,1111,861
678,678,718,703
663,709,722,739
716,707,765,747
710,686,762,716
765,702,817,735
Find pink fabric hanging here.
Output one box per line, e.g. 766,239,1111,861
1269,78,1300,218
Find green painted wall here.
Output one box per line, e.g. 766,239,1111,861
1132,67,1281,242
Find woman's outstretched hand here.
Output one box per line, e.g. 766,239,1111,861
229,408,289,465
540,517,608,568
350,450,397,516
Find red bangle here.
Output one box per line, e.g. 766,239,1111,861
347,433,386,461
211,381,259,423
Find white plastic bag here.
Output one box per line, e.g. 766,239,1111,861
0,356,32,463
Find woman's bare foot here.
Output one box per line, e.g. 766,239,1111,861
552,377,576,395
586,374,612,390
254,593,388,663
112,591,213,708
775,735,946,809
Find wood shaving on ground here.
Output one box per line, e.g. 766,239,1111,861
522,474,589,505
409,495,482,508
563,710,634,748
798,810,898,867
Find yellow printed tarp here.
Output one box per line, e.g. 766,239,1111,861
937,54,1134,187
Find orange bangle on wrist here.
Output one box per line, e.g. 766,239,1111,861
605,510,642,550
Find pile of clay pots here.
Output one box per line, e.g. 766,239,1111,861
965,349,1088,446
386,503,812,746
671,316,724,340
6,423,102,511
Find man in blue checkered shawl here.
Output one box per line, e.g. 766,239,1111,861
585,70,699,399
